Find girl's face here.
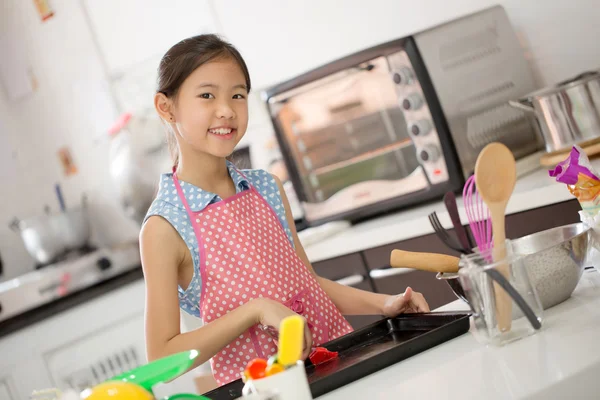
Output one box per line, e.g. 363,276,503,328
171,58,249,159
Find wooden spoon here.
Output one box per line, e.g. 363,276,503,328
390,249,459,273
475,142,517,332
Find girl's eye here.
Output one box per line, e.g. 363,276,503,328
198,93,214,99
233,94,246,100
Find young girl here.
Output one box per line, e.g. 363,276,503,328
141,34,430,387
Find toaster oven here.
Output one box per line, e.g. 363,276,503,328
263,6,542,225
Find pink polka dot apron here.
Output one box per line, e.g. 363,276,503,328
172,171,353,386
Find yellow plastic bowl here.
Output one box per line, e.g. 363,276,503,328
83,381,154,400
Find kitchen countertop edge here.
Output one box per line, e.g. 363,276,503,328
0,266,143,339
303,171,575,263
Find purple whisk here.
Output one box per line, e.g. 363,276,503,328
463,175,493,257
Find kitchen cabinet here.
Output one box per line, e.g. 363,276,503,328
44,313,146,392
312,253,373,292
503,199,581,239
312,253,383,329
1,357,55,400
361,199,583,309
363,233,458,310
0,280,197,398
0,198,582,396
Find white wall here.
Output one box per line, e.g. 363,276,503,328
1,0,599,279
0,0,141,279
214,0,600,89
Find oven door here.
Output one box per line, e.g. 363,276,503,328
268,55,441,223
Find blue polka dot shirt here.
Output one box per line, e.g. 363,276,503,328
144,161,295,318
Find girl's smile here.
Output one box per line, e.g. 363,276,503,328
208,126,237,140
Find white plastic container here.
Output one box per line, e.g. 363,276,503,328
240,362,312,400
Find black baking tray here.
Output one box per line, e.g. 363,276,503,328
204,312,470,399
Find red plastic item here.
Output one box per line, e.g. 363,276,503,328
245,358,268,380
309,347,338,366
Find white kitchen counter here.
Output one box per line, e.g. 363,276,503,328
320,268,600,400
303,157,600,263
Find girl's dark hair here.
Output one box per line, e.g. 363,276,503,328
157,34,251,165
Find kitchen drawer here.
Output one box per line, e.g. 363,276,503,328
360,199,583,309
362,233,460,308
312,253,374,292
505,199,581,238
312,254,379,329
362,199,582,272
369,268,457,310
362,232,460,272
44,313,146,393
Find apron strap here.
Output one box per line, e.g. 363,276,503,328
171,167,196,217
171,168,205,250
171,164,257,237
171,168,209,315
232,166,256,192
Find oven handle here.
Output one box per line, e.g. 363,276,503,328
369,267,411,280
334,274,364,287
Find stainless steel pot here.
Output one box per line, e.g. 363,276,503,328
10,214,65,265
57,207,91,250
11,206,91,265
509,71,600,153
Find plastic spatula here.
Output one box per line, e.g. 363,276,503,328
109,350,208,399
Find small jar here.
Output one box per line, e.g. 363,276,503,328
458,240,543,346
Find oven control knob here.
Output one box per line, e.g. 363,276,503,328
392,67,414,85
97,257,112,271
418,145,441,163
410,120,433,137
402,94,424,111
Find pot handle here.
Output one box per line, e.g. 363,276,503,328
508,99,535,113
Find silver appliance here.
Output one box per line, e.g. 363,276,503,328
0,242,141,323
263,6,542,225
510,70,600,153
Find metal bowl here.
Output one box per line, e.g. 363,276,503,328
438,223,591,309
436,271,467,303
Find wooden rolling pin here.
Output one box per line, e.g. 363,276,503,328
390,249,459,273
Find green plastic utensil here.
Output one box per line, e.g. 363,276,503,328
108,350,210,399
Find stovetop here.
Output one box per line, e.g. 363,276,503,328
34,244,98,270
0,242,141,323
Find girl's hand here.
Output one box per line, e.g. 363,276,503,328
250,298,313,360
382,287,430,317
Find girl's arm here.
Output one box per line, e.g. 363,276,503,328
272,175,429,316
140,216,308,368
140,216,256,367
